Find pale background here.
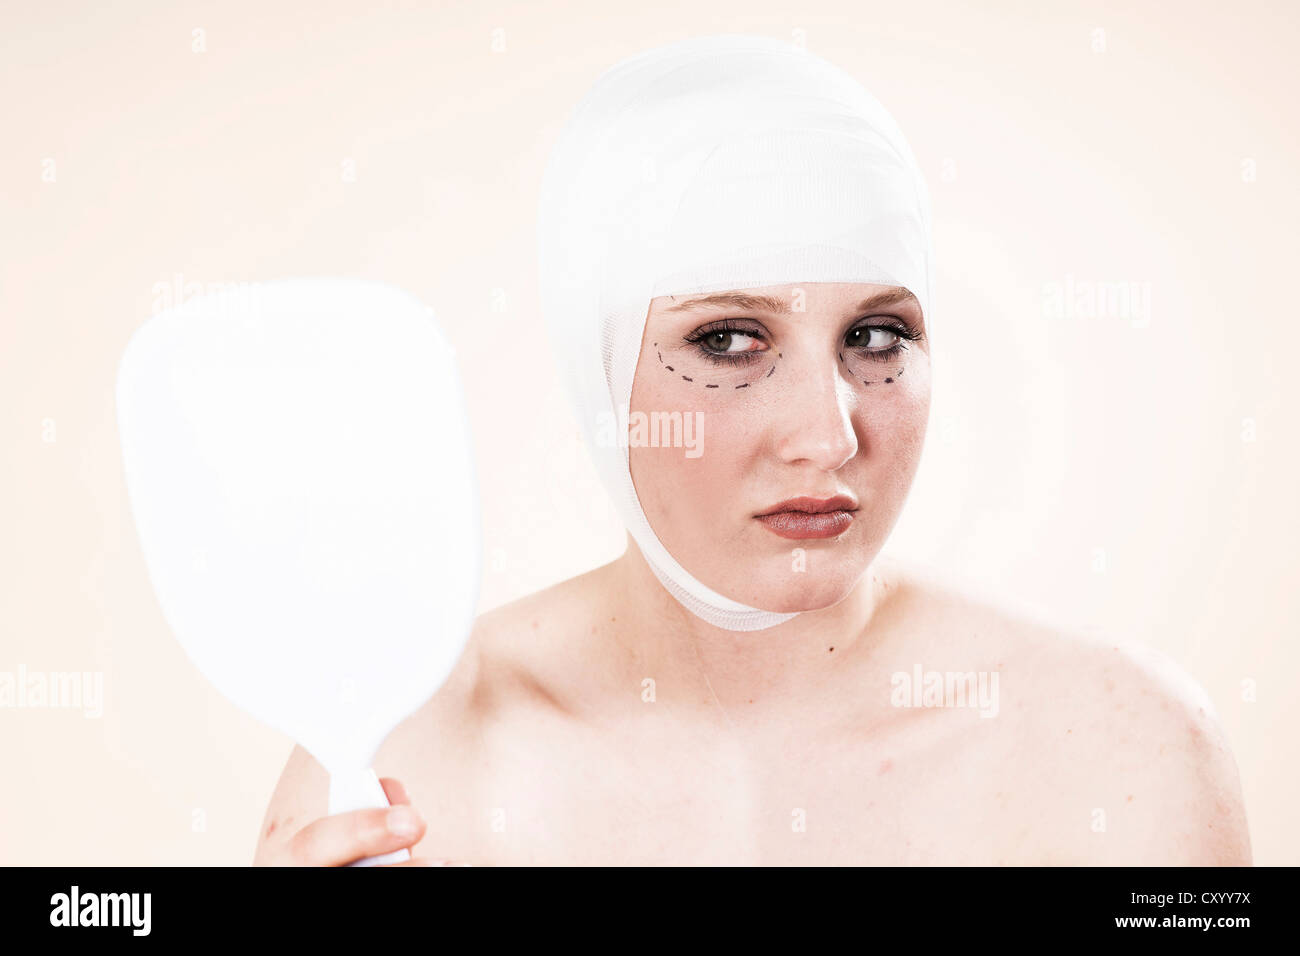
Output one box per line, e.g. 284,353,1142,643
2,0,1296,865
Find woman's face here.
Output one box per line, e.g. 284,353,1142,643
628,281,930,613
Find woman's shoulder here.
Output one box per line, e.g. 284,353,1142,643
403,561,614,730
372,565,610,800
885,558,1250,863
471,561,612,678
884,557,1218,711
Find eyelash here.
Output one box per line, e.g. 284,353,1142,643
683,318,923,367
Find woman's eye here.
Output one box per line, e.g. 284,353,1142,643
700,330,764,353
846,326,900,350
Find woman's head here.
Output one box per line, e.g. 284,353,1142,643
537,34,934,630
629,280,930,613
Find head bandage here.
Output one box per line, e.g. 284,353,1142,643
537,34,934,631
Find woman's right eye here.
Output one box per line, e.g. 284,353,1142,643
683,318,769,355
663,320,778,386
698,329,764,354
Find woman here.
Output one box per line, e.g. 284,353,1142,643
254,35,1250,866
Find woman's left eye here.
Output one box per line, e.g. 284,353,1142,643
845,326,900,351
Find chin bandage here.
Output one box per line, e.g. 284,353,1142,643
537,33,934,631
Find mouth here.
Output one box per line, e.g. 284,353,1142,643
753,495,859,540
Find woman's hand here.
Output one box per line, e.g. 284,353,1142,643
253,776,468,866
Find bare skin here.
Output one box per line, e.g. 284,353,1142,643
254,283,1251,866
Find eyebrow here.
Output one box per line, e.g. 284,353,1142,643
663,287,919,315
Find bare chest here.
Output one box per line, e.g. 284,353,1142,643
406,707,1075,865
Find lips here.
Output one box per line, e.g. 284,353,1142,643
753,495,859,540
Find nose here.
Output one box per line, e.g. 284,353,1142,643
770,351,859,470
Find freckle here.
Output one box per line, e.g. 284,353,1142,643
1127,794,1134,802
1066,729,1072,734
829,646,834,653
878,758,893,775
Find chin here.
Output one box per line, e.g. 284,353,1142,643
741,569,862,614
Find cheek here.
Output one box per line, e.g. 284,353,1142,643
856,387,931,515
855,356,931,452
627,378,758,524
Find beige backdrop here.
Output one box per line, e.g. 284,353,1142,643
2,0,1296,865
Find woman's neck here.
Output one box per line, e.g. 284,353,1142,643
602,535,898,720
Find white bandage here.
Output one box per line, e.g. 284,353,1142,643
537,34,934,631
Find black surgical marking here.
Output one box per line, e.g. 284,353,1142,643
863,380,874,385
884,377,893,383
897,367,904,377
653,342,782,390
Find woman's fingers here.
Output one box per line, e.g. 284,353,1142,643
286,803,427,867
256,775,454,866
